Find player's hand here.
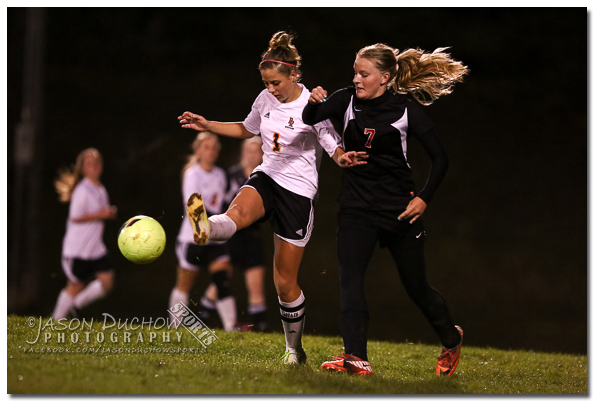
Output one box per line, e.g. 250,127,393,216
178,111,209,131
398,197,427,224
338,151,368,168
308,86,328,105
102,206,118,220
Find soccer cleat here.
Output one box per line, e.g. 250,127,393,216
233,322,253,332
186,193,210,245
321,352,373,376
436,325,464,376
282,348,307,365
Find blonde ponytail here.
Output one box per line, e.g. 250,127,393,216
357,44,469,106
393,47,469,105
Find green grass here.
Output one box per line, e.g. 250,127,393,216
7,315,586,394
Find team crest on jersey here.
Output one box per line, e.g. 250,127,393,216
285,117,295,130
264,112,270,118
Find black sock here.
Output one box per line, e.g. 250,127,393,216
211,270,232,299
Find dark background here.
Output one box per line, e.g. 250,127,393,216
7,8,587,355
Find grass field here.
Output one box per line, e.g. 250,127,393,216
7,315,587,394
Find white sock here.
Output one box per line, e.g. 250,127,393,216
73,279,107,310
169,288,189,327
216,296,237,332
52,290,74,320
279,291,305,351
208,214,237,241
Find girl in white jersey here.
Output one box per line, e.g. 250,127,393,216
178,31,366,364
169,132,237,332
52,148,118,319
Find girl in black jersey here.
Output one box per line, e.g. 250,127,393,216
303,43,468,376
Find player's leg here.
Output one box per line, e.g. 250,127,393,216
320,209,376,376
245,265,267,331
230,225,268,331
169,266,198,326
169,242,200,326
53,257,85,319
208,257,237,332
386,221,462,376
273,235,307,364
187,187,265,245
54,256,112,319
72,268,114,311
198,283,218,325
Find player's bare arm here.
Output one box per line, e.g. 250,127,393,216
71,206,118,223
178,111,253,139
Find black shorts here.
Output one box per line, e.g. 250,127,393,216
228,224,266,270
62,255,113,283
175,241,230,272
338,207,426,249
242,171,314,247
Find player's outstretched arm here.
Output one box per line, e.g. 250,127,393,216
178,111,210,131
332,148,368,168
178,111,253,139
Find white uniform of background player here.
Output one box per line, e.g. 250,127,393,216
169,133,237,331
52,148,117,320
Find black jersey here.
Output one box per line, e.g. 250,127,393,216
226,163,248,199
303,87,448,210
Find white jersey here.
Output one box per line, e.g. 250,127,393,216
177,163,228,244
243,84,342,200
62,177,110,259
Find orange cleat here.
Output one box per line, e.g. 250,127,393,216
321,352,373,376
436,325,464,376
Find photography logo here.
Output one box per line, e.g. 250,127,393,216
168,301,218,348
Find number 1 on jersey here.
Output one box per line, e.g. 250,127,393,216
272,132,281,153
364,128,376,148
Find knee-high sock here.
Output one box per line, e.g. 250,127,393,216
208,214,237,241
73,279,107,310
52,290,74,320
279,291,305,351
169,288,189,327
215,297,237,332
212,270,236,332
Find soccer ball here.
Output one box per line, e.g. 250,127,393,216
118,215,166,264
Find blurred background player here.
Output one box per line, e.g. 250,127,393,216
178,31,366,364
228,137,268,331
169,132,237,332
304,43,468,376
200,137,268,332
52,148,117,319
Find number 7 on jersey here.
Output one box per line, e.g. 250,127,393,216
364,128,375,148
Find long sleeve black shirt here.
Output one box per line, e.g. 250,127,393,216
303,87,448,210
